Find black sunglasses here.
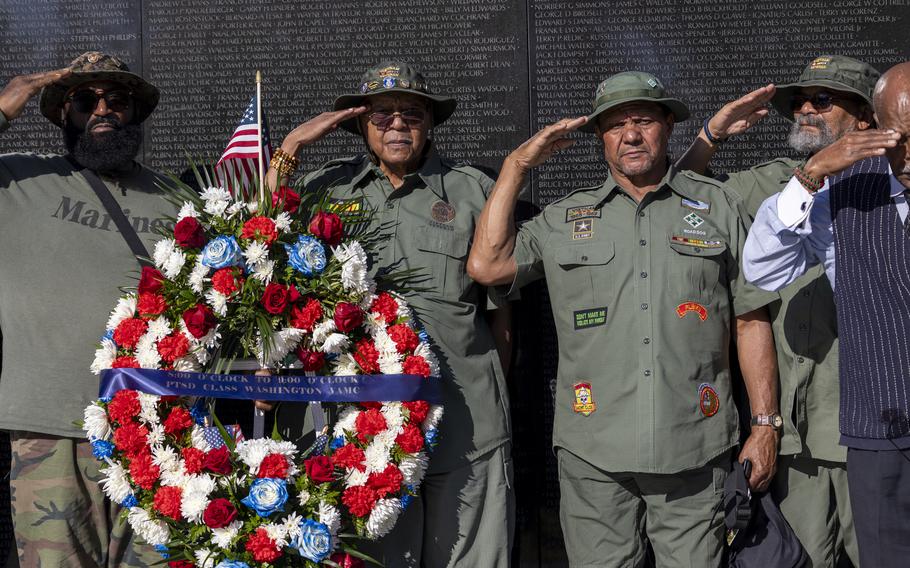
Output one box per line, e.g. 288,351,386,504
790,91,855,113
368,108,427,129
67,89,133,114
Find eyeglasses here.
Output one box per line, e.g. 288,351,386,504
368,108,427,129
66,89,133,114
790,92,855,113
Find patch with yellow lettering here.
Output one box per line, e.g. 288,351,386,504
676,301,708,321
810,56,832,70
573,382,596,416
572,219,594,240
574,307,607,329
378,66,401,78
698,383,720,417
566,205,602,222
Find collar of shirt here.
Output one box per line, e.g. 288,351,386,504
348,144,447,201
887,163,906,197
593,163,698,209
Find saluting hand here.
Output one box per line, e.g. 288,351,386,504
279,106,369,158
0,68,72,121
704,84,776,141
508,116,588,172
803,129,901,184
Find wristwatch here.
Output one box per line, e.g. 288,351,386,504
751,413,783,431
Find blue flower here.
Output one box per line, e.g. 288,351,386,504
214,561,250,568
201,236,242,269
418,329,429,343
121,494,138,509
284,235,327,276
292,518,332,563
154,544,169,559
330,436,346,450
241,478,288,517
190,402,208,426
101,329,115,343
424,428,439,451
400,493,413,509
99,396,113,403
91,439,116,460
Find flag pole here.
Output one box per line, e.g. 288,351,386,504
256,70,264,203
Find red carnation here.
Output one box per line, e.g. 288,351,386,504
403,400,430,424
342,485,378,518
333,302,363,332
359,401,382,410
295,347,325,372
367,464,404,498
261,283,289,315
182,447,205,475
355,408,387,443
308,211,344,246
129,450,161,490
403,355,431,377
272,185,300,213
153,485,183,520
163,406,193,436
137,292,167,318
241,216,278,245
211,267,243,296
332,444,366,471
157,333,190,363
138,266,165,294
168,561,194,568
174,217,206,248
113,421,149,456
353,339,380,374
258,453,290,478
289,297,323,331
182,304,217,339
203,445,233,475
113,318,148,349
304,455,334,483
370,292,399,324
108,389,141,424
202,498,237,529
245,528,282,563
388,324,419,354
111,356,141,369
396,424,425,453
330,553,366,568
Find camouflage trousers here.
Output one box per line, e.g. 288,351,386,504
8,431,159,568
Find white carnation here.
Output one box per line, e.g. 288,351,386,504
151,444,179,474
106,294,137,330
90,339,117,374
322,333,350,354
180,474,217,522
344,468,370,487
177,201,199,220
137,393,161,426
189,259,209,294
205,289,228,317
366,498,402,538
381,403,405,432
399,453,429,486
378,352,403,375
100,463,132,503
211,520,242,549
147,424,166,447
83,403,111,440
147,316,172,340
333,407,360,439
128,507,169,546
364,441,391,474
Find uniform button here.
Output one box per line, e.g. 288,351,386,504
581,255,589,261
639,239,647,246
643,337,651,344
386,202,394,210
639,211,646,217
640,271,648,279
797,356,806,363
798,323,807,331
643,369,652,377
803,290,811,297
641,303,649,310
694,247,702,253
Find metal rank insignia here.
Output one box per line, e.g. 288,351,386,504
698,383,720,417
684,212,705,228
573,381,596,416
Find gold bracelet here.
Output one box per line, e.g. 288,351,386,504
270,148,299,177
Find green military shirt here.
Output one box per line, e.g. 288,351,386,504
302,147,510,473
511,166,775,474
721,158,843,462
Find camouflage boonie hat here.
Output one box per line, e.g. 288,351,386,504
39,51,160,127
579,71,690,133
333,60,456,134
771,55,879,121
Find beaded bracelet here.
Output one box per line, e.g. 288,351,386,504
269,147,299,177
793,166,824,193
702,118,725,145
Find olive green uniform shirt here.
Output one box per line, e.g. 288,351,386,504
303,148,510,474
511,166,775,474
720,158,843,462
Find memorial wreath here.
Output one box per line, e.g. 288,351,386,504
82,177,443,567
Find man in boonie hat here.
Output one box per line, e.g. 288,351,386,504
468,70,778,566
676,54,885,567
268,61,514,567
0,52,170,566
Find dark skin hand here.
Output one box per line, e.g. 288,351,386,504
0,68,71,120
803,129,901,183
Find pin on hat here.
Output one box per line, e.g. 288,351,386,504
771,54,880,120
579,71,690,133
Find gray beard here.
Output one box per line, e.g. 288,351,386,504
64,118,142,173
788,115,843,155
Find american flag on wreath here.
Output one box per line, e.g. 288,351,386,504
214,94,273,198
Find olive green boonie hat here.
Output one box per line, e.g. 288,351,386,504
39,51,160,128
579,71,690,133
333,61,457,134
771,55,880,121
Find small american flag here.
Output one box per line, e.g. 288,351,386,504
214,94,272,198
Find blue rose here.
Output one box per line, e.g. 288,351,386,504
241,477,288,517
91,439,116,459
201,236,242,269
292,518,332,563
284,235,326,276
214,561,250,568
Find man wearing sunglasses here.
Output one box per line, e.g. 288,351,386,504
0,52,170,567
676,54,881,567
266,61,514,568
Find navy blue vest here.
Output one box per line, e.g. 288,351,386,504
830,156,910,449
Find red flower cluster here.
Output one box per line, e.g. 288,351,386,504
203,445,232,475
309,211,344,246
334,302,363,332
330,553,366,568
153,485,183,520
261,283,299,315
289,297,323,331
138,266,164,294
182,447,205,475
295,347,325,372
342,485,378,517
355,408,387,443
129,451,160,490
370,292,399,324
367,464,404,498
403,400,429,424
114,318,148,349
396,424,425,454
403,355,431,377
388,324,419,354
163,406,193,436
111,356,141,368
202,498,237,529
174,217,206,248
211,267,244,296
245,527,282,563
272,185,300,213
108,390,141,424
353,339,380,374
137,292,167,318
168,561,194,568
157,333,189,363
332,444,365,471
257,453,289,479
113,422,149,456
304,456,334,483
182,304,217,339
241,216,278,245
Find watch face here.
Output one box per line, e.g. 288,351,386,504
772,415,784,428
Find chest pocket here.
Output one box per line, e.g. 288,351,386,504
553,242,616,307
415,226,471,299
666,237,728,301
